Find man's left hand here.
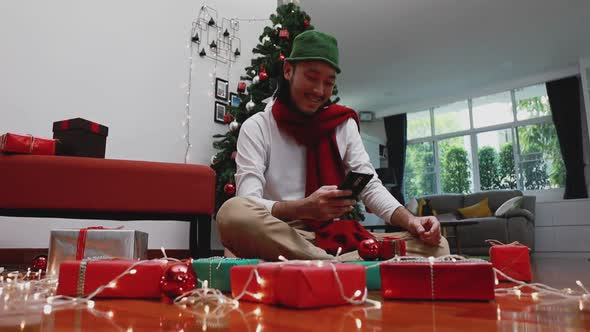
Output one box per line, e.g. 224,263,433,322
406,216,442,246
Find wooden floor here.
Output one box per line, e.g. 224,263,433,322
2,255,590,331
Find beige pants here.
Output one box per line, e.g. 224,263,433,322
216,197,450,261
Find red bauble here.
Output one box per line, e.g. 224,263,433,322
304,19,310,28
160,260,197,303
237,81,247,93
32,255,47,270
223,113,234,124
224,183,236,196
258,71,269,81
358,238,381,261
279,29,290,39
279,53,286,61
231,151,237,160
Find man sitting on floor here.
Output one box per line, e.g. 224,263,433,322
217,30,449,261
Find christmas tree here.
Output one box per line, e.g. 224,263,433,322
211,3,364,221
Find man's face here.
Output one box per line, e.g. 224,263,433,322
283,61,337,114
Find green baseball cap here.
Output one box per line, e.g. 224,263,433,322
286,30,341,73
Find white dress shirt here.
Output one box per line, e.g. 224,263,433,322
235,100,401,223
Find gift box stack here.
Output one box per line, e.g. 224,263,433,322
231,262,366,308
191,257,259,292
1,117,108,157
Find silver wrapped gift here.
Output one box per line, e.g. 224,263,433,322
47,228,148,276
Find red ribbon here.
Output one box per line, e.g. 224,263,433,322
75,226,106,260
90,122,99,134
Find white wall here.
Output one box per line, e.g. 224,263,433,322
0,0,275,250
535,199,590,253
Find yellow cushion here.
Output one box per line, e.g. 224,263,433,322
458,198,492,219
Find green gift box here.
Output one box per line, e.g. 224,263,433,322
345,261,381,290
191,257,259,292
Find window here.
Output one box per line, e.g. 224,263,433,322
407,110,431,140
404,142,436,199
472,92,513,128
403,81,565,200
517,123,564,190
477,129,516,190
515,84,551,121
438,136,473,194
433,101,470,135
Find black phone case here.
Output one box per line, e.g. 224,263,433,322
338,171,374,198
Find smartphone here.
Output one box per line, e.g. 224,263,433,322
338,171,374,199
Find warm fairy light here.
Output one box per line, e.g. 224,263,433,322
514,289,522,299
494,276,499,285
87,300,95,309
353,290,362,298
278,255,287,262
531,292,539,301
202,319,207,331
107,311,114,318
20,321,25,330
253,292,263,300
254,307,261,316
203,280,209,289
576,280,589,294
38,270,42,280
255,273,265,286
204,305,210,314
43,304,52,315
129,269,137,275
126,328,133,332
428,256,435,265
496,307,501,321
256,323,263,332
580,300,584,311
33,292,40,300
47,297,54,304
316,261,324,268
108,281,117,288
355,318,362,329
336,247,342,257
178,313,182,318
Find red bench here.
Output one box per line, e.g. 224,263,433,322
0,154,215,258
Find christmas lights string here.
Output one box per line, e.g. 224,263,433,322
182,4,269,163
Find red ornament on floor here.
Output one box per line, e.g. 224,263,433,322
224,183,236,196
160,260,197,303
358,238,381,260
223,113,234,124
32,255,47,270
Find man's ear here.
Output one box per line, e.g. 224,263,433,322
283,61,294,80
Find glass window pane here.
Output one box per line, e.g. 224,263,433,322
433,101,470,135
438,136,473,194
404,142,436,199
407,110,432,140
472,92,513,128
515,84,551,121
477,129,517,190
517,123,564,189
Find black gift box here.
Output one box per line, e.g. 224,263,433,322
52,118,108,158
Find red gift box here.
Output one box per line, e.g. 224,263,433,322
379,237,406,260
231,262,366,308
489,242,532,282
56,259,167,298
381,259,495,301
0,133,56,155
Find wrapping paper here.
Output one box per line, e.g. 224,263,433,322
0,133,56,155
47,228,148,276
56,259,166,298
381,259,495,301
231,262,366,308
490,243,532,282
191,258,259,292
345,261,381,290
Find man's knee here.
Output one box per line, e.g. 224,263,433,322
216,197,266,238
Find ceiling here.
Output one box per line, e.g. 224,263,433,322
300,0,590,117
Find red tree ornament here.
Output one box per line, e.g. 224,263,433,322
358,238,381,261
258,66,269,81
160,260,197,303
304,19,310,28
32,255,47,270
237,81,247,93
278,53,286,61
224,183,236,196
223,113,234,124
279,29,290,39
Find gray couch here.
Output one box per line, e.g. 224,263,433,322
418,190,536,256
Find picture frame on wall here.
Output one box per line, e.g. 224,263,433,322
214,101,228,124
230,92,241,107
215,78,229,101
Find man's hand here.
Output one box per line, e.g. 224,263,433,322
390,207,442,246
300,185,356,221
